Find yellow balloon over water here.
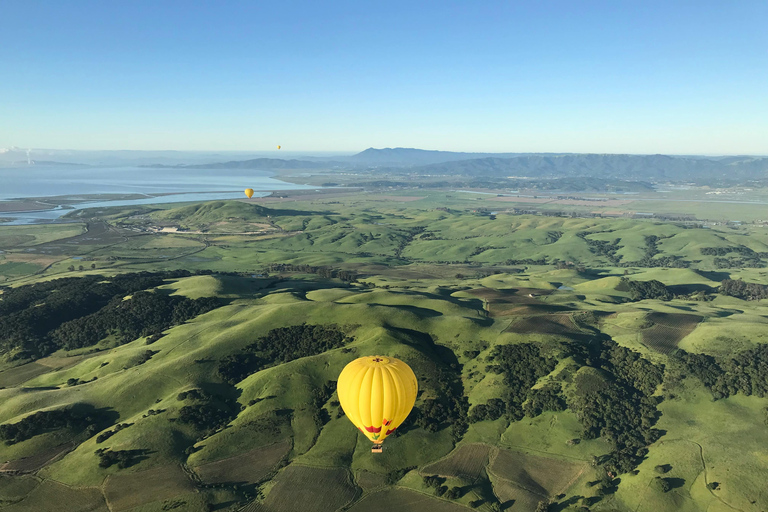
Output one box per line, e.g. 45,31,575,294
277,145,281,149
244,188,254,199
337,355,418,447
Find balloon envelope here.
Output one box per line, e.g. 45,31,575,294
244,188,254,199
337,355,417,444
277,145,281,149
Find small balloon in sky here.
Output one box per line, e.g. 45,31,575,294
244,188,254,199
277,145,281,150
337,355,418,453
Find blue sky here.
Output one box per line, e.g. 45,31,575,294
1,0,766,154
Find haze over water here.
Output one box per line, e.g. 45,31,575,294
0,165,307,200
0,165,312,224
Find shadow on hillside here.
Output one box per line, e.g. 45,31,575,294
387,326,460,368
667,284,717,294
696,270,730,282
366,303,443,318
197,382,243,403
665,477,686,489
550,495,585,511
389,289,486,313
466,316,493,327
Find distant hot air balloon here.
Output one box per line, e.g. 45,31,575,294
244,188,254,199
337,355,417,453
277,145,281,150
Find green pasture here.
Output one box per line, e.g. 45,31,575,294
2,194,768,511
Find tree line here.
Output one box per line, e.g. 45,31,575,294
468,339,664,474
267,264,357,282
216,324,351,384
719,279,768,300
0,271,218,360
52,292,219,349
676,344,768,399
470,343,559,422
0,404,112,445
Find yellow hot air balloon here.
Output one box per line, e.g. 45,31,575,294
244,188,254,199
337,355,417,453
277,145,281,149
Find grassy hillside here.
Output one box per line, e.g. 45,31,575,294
2,198,768,511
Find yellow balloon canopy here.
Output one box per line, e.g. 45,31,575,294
337,356,417,447
244,188,254,199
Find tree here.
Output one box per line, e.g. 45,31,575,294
91,263,96,269
444,487,462,499
652,477,670,493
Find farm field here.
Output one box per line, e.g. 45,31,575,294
103,464,196,511
243,466,358,512
1,196,768,511
192,440,291,484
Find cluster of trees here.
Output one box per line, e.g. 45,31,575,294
545,231,563,244
394,226,426,259
714,257,766,268
216,324,350,384
471,343,559,422
599,341,664,396
554,260,587,272
53,292,219,349
523,386,566,418
719,279,768,300
504,257,547,266
412,365,469,442
0,405,106,444
96,423,131,443
702,246,768,268
676,344,768,399
94,448,143,469
267,264,357,282
468,398,506,423
310,380,337,428
622,278,672,301
177,403,236,436
569,341,664,474
176,388,239,438
421,475,462,498
454,338,663,475
177,388,211,402
620,235,690,268
0,271,216,360
577,231,622,265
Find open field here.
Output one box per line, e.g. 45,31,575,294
0,480,107,512
193,440,291,484
346,488,468,512
0,444,73,473
488,448,587,499
640,313,702,354
103,464,196,511
0,363,52,388
243,466,358,512
0,475,40,504
421,443,493,482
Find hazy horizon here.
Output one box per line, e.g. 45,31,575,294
1,147,767,159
